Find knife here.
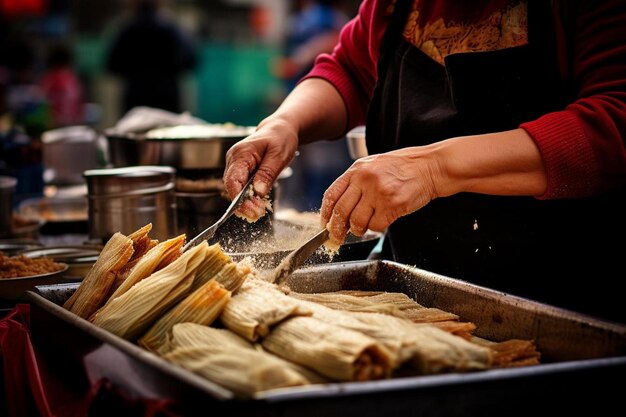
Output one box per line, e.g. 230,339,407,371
182,170,256,252
271,228,330,286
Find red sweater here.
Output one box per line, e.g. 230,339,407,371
305,0,626,200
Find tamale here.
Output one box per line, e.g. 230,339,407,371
345,311,492,374
163,344,310,397
288,291,406,317
126,222,153,242
104,234,186,303
163,323,329,384
262,316,393,381
472,338,541,368
285,295,491,372
165,322,253,353
220,279,313,342
90,242,209,340
63,232,134,319
211,261,251,293
189,243,233,291
138,279,231,353
109,232,157,294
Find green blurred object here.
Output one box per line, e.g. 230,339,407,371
75,38,282,127
195,42,283,126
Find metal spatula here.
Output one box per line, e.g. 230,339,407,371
271,228,330,285
182,172,256,252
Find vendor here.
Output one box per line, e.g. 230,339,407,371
223,0,626,323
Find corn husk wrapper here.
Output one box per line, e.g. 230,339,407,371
262,316,393,382
94,223,155,309
165,322,253,352
345,311,492,374
285,295,491,372
104,234,186,304
288,291,406,317
189,244,233,291
163,323,329,384
290,291,460,324
211,261,251,293
163,344,310,397
90,242,209,340
63,232,134,319
220,279,313,342
138,279,231,353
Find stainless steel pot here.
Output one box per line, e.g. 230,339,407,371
84,166,177,242
41,126,101,185
104,127,252,170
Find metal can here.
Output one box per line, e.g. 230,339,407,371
83,166,177,242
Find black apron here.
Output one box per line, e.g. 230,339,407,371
366,0,626,323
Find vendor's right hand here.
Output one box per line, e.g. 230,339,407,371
223,118,299,220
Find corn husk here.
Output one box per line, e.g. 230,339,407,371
220,279,313,342
163,323,329,385
286,295,491,372
345,311,492,374
138,280,231,353
104,234,186,303
288,291,406,317
189,244,232,291
90,242,209,340
262,316,393,382
211,261,251,293
163,344,311,397
63,232,134,319
165,322,253,353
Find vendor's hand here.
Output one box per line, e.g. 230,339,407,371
223,118,299,220
320,148,441,246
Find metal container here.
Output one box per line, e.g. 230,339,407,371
0,176,17,238
26,260,626,416
41,126,101,185
83,166,177,242
104,126,252,170
346,125,368,160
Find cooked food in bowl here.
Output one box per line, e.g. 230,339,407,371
0,251,66,279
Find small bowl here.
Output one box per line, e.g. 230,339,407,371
0,263,70,300
0,239,44,256
19,246,101,279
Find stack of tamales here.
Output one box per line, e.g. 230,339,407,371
64,224,541,397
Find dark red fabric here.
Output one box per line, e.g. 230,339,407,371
0,305,181,417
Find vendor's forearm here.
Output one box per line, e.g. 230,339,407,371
261,78,348,145
431,128,548,198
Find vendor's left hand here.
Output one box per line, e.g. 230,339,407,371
320,147,441,246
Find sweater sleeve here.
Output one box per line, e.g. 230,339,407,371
520,0,626,199
301,0,390,131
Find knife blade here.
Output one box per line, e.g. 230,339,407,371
271,228,330,286
182,170,256,252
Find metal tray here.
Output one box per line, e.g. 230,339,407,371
26,260,626,416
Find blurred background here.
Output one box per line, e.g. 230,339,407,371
0,0,362,213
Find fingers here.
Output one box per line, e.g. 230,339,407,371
348,202,374,236
224,147,258,200
320,174,350,226
325,181,362,246
224,131,298,201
